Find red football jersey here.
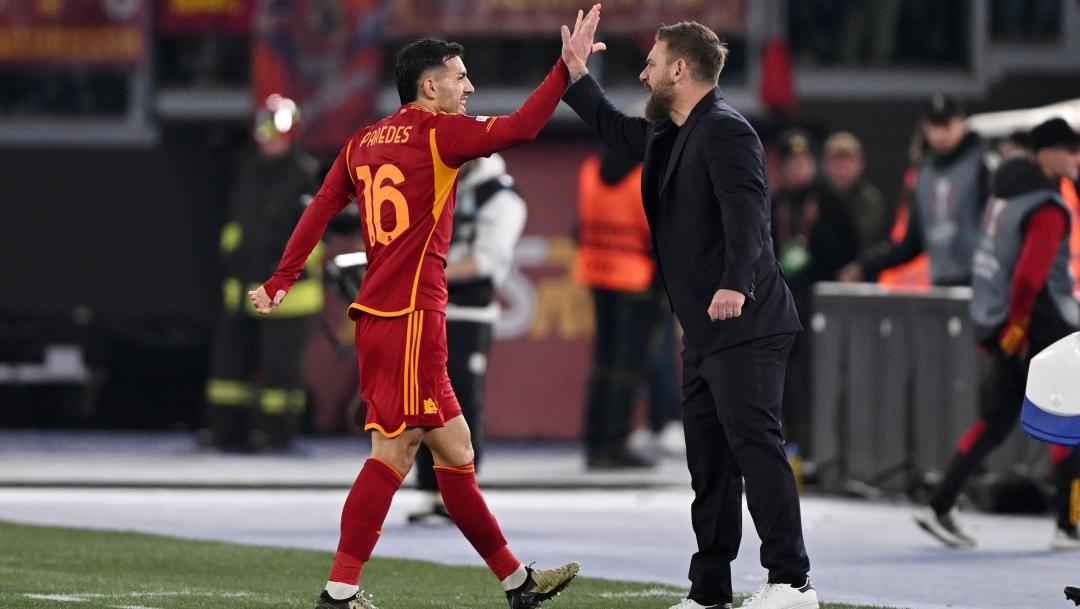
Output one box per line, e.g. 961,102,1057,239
263,59,569,317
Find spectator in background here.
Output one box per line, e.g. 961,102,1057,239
823,131,890,253
407,153,528,522
772,129,859,446
202,95,320,450
840,94,991,286
630,317,685,458
998,130,1034,160
915,117,1080,550
574,150,677,469
876,128,931,288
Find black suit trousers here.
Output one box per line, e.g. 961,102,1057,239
681,331,809,605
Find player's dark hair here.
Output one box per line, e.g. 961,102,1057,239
395,38,465,105
655,22,728,86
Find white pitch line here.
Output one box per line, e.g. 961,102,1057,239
594,588,686,598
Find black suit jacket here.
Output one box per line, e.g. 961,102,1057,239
563,77,801,354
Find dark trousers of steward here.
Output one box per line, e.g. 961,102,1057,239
415,319,494,491
681,331,809,606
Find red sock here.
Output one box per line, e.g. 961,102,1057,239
435,462,521,580
328,458,403,585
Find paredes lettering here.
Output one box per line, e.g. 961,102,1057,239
360,125,413,147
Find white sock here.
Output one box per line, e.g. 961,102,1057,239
500,564,528,591
325,581,359,600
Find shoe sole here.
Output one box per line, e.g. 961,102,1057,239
737,596,818,609
913,513,974,549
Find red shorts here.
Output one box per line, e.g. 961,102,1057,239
355,310,461,437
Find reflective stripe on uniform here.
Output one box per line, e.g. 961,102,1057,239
223,278,243,313
239,241,326,318
243,278,324,317
259,388,306,414
206,379,254,406
220,222,243,255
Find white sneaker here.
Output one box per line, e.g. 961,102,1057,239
739,579,819,609
657,421,686,455
628,427,657,454
669,599,731,609
406,491,451,524
1051,527,1080,551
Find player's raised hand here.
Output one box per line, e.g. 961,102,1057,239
561,4,606,81
249,285,286,315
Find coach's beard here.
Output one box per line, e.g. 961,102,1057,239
644,79,676,123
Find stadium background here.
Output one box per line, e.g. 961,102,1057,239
1,0,1080,441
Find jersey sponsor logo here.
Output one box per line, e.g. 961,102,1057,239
423,397,438,415
359,125,413,147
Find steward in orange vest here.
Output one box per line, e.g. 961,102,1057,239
572,155,654,291
573,153,680,469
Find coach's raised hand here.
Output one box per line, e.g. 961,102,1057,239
561,4,606,83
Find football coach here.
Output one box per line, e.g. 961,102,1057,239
562,21,817,609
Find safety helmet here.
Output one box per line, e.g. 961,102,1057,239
254,94,301,143
1021,332,1080,446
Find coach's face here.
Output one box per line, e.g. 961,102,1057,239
641,41,677,122
431,56,474,114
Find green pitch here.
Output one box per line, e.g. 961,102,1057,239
0,520,892,609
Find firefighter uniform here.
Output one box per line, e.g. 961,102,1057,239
205,145,321,449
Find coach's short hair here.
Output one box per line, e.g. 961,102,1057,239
395,38,465,105
655,22,728,86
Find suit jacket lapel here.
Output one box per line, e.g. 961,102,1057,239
642,121,674,217
661,87,721,195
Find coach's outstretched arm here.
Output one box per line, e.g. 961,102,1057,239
436,5,606,167
561,42,649,162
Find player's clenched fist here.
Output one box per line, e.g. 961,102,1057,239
708,288,745,322
249,286,287,315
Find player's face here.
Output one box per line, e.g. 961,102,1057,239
434,56,474,114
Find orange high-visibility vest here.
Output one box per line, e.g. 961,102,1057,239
878,166,931,289
572,156,655,291
1060,177,1080,297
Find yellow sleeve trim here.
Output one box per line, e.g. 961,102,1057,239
345,139,356,184
485,117,499,132
365,421,408,438
429,128,458,219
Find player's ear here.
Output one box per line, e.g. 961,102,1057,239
421,77,437,101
